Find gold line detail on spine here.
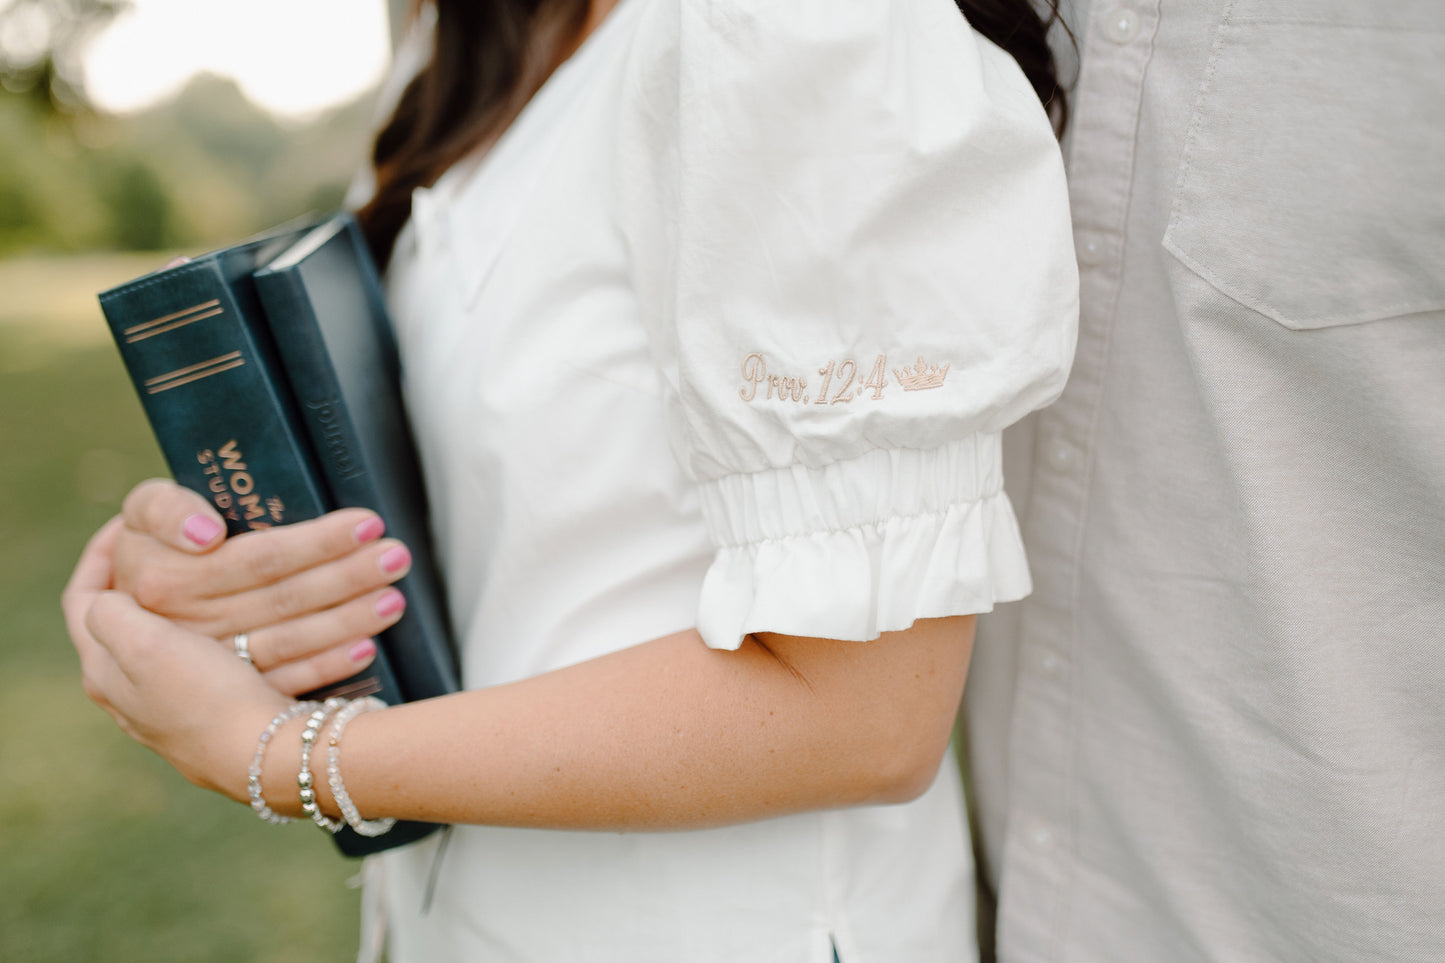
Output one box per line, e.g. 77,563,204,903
123,299,222,338
125,306,224,343
144,352,245,394
143,350,243,386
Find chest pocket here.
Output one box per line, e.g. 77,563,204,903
1162,0,1445,330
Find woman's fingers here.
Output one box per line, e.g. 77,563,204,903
188,538,411,637
120,504,397,625
260,638,381,699
120,477,392,595
81,590,286,797
107,478,416,701
62,517,127,713
205,509,392,597
122,478,227,552
63,516,123,663
242,585,405,673
64,515,123,600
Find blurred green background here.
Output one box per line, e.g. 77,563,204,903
1,1,396,959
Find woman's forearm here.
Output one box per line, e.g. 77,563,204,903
256,617,974,831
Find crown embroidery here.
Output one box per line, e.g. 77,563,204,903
892,357,950,391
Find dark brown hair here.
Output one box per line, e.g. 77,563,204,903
358,0,1068,266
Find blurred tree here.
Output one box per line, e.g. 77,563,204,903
0,0,129,114
0,178,39,232
100,156,172,249
0,1,378,254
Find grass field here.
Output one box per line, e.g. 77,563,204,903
0,254,363,962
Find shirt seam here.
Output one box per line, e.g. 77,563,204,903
710,490,1005,551
693,433,1000,485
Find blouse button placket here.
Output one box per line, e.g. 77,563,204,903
995,1,1162,958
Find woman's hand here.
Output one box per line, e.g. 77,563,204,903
63,518,289,801
65,516,977,829
112,479,416,696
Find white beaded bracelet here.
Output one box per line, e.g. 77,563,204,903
298,697,348,833
249,701,320,825
325,696,396,837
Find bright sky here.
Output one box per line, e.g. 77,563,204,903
82,0,391,118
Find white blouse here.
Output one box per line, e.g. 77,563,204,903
370,1,1076,960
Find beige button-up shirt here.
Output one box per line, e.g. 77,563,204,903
967,1,1445,960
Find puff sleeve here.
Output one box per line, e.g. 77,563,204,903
616,0,1078,649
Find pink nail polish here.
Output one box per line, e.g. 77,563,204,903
354,516,386,544
182,514,223,546
375,589,406,618
348,639,377,662
379,545,411,574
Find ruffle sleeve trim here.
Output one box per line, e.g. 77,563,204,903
694,433,1032,649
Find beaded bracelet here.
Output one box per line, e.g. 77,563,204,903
325,696,396,837
298,697,348,833
248,701,320,825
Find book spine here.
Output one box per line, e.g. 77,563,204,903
99,260,328,535
252,261,450,858
251,265,458,705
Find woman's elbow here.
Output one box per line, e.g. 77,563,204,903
851,730,953,806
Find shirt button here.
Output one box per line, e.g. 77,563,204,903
1076,232,1105,268
1103,6,1141,44
1038,649,1062,675
1047,440,1078,473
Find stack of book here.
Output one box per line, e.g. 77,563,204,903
99,214,458,855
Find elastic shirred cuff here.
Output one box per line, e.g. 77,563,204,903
694,434,1032,649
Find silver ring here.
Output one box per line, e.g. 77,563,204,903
233,632,253,665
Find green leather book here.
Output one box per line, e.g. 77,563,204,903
253,214,458,714
99,216,456,856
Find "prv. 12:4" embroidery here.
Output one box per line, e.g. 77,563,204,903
738,353,949,405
